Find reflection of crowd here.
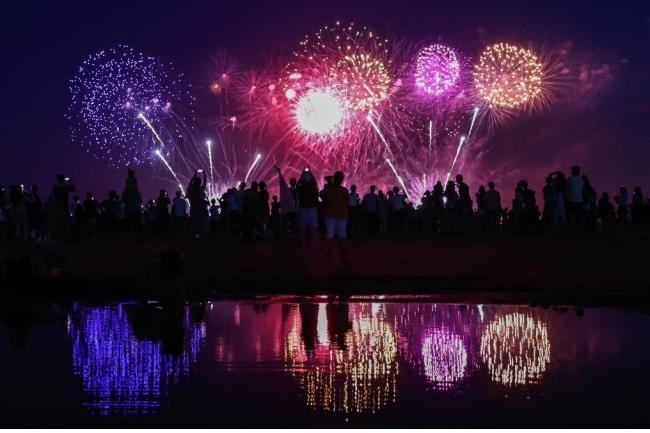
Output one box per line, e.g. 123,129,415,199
2,164,648,247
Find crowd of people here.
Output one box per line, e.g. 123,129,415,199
1,165,649,248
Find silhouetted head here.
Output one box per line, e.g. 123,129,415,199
272,195,278,202
333,171,344,186
289,178,297,187
211,199,216,204
370,185,376,192
378,190,385,197
251,182,259,192
259,181,267,191
191,176,201,188
176,191,182,198
393,186,400,194
479,185,486,193
350,184,356,192
634,186,642,194
56,174,65,183
127,168,135,177
620,185,627,193
109,190,117,200
601,192,609,200
324,175,333,185
72,195,80,202
159,189,167,197
31,185,38,193
570,165,580,176
86,191,93,199
488,181,495,189
456,174,464,183
238,181,246,190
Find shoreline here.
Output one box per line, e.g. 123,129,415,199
3,229,650,309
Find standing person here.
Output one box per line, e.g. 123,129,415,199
542,176,556,231
51,174,75,240
186,170,209,238
550,171,567,233
320,171,349,261
270,195,283,244
431,181,444,233
155,190,171,235
597,192,614,230
83,192,99,239
209,199,220,236
582,175,597,232
566,165,585,233
172,190,188,236
26,186,45,242
443,181,458,233
485,181,502,233
296,167,320,245
121,169,142,234
389,186,407,234
475,185,488,233
632,186,645,225
258,181,270,237
615,185,629,226
377,189,388,235
241,181,259,239
99,190,120,237
9,185,29,241
275,166,298,238
361,185,379,235
456,174,472,232
347,184,361,235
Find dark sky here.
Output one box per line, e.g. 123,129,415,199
1,0,649,199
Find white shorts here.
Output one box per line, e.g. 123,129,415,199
325,217,347,239
298,207,319,230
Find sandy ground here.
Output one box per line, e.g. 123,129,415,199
24,228,647,307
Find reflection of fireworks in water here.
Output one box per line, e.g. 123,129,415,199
421,328,468,390
480,313,551,386
67,304,205,415
393,303,482,390
283,303,399,414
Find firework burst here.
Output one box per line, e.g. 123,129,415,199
67,45,195,168
473,43,543,111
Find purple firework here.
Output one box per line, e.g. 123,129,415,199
415,44,460,96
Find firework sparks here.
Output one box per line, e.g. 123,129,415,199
68,45,194,168
473,43,543,110
294,88,347,137
415,44,461,97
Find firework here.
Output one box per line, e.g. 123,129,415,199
331,53,391,110
68,45,194,168
421,329,468,390
294,88,347,137
415,44,461,97
473,43,543,110
480,313,551,386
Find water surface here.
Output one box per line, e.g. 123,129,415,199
1,297,648,427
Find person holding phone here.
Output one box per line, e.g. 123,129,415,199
51,173,76,239
296,166,319,245
186,169,208,237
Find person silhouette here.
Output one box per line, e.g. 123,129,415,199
186,170,208,238
121,169,142,234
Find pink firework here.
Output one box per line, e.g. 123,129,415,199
415,44,461,97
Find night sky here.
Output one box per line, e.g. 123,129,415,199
2,0,649,200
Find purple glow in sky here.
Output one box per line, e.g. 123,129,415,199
415,44,461,97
